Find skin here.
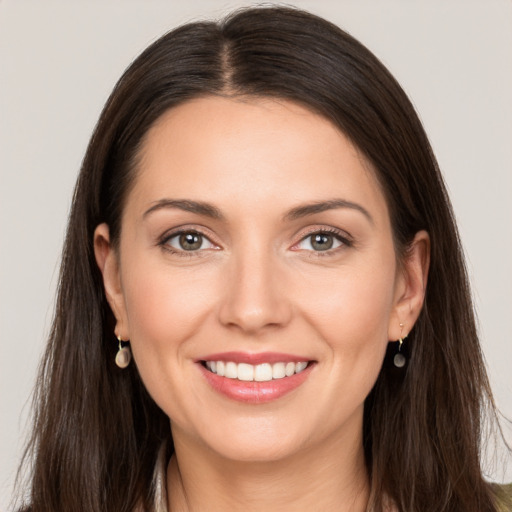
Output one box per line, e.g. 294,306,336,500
94,96,429,512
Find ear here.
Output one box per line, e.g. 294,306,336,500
388,230,430,341
94,223,130,340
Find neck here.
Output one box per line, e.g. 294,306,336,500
166,424,369,512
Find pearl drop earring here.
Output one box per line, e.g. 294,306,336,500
393,323,407,368
115,335,131,369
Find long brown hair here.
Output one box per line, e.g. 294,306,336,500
16,6,509,511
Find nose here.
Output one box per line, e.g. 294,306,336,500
218,247,292,335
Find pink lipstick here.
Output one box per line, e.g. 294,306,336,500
197,352,315,403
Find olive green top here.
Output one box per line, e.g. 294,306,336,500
496,483,512,511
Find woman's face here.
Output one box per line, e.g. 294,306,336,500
96,96,427,462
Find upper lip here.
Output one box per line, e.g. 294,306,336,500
197,351,314,365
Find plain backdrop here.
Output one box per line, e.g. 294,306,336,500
1,0,511,509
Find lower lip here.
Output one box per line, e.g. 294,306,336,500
199,363,314,404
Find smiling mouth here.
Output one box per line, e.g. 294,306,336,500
202,360,311,382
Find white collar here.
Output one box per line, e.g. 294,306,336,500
151,442,169,512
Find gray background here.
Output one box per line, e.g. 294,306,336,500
1,0,511,509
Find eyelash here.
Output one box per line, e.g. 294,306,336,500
158,228,218,258
292,227,353,257
158,227,353,257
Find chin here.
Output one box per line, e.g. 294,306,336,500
209,436,301,463
189,413,317,464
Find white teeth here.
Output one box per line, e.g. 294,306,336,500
205,360,310,381
254,363,273,382
295,361,308,373
272,362,286,379
285,362,296,377
225,361,237,378
237,363,254,381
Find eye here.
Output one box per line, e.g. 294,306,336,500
296,231,346,252
165,231,216,252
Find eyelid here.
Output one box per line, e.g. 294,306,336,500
157,224,352,256
158,225,221,254
290,226,353,252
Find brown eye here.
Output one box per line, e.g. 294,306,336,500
165,231,215,252
310,233,334,251
295,231,345,252
179,232,203,251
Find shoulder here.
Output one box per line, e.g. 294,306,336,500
495,483,512,511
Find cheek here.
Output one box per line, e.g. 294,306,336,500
291,260,396,432
118,260,225,427
297,256,397,394
121,242,221,333
303,262,395,340
119,253,219,385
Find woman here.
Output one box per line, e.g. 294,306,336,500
15,6,510,512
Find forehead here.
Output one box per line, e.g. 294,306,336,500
127,95,389,224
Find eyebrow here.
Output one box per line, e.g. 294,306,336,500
143,199,225,220
143,197,373,224
283,199,374,224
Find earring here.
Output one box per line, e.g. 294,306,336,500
393,323,407,368
115,335,131,369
